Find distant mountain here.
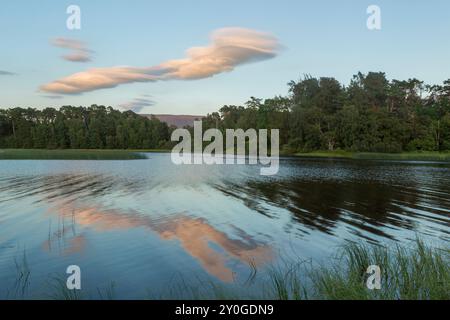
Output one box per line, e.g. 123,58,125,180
142,114,204,128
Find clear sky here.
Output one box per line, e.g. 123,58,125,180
0,0,449,115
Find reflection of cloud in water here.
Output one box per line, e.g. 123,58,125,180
51,204,272,282
43,234,86,256
42,211,87,256
155,216,272,282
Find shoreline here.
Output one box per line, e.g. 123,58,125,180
289,151,450,162
1,149,450,162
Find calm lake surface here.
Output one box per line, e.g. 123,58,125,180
0,153,449,298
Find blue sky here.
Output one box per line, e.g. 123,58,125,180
0,0,449,115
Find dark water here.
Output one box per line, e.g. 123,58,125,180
0,154,449,298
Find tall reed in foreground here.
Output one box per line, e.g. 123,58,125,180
287,240,449,300
149,239,449,300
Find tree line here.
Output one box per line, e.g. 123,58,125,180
202,72,450,153
0,105,171,149
1,72,450,152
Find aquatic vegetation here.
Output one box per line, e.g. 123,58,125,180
150,239,450,300
294,151,450,162
0,149,147,160
2,239,447,300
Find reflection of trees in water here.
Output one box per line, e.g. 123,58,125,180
215,174,450,242
1,161,449,255
0,173,148,204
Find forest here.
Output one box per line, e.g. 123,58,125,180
1,71,450,153
0,105,171,149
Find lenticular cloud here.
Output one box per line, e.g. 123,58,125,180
40,28,280,94
51,37,93,63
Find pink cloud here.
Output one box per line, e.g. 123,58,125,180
41,28,280,94
51,37,93,63
62,52,92,63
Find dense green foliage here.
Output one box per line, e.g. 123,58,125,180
0,149,146,160
294,151,450,161
0,105,171,149
202,72,450,153
2,72,450,153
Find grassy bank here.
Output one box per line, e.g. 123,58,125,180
2,148,450,162
153,240,449,300
300,240,449,300
4,240,449,300
293,150,450,162
0,149,148,160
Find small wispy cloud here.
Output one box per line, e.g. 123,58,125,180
118,97,155,113
41,95,64,100
0,70,16,76
41,27,280,94
62,52,91,63
51,37,93,63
